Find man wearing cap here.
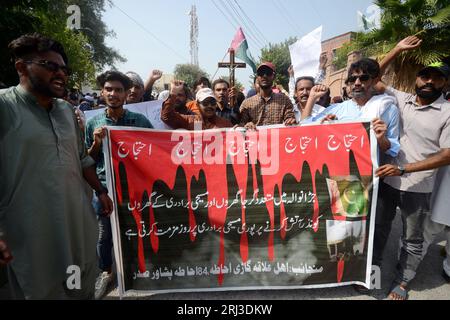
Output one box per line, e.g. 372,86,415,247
373,35,450,300
239,62,296,130
125,70,163,104
161,80,232,130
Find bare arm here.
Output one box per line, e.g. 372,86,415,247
301,84,328,120
377,149,450,178
160,80,198,130
377,36,423,82
82,166,113,216
88,126,106,161
372,118,391,153
144,70,163,97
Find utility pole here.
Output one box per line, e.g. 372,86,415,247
189,5,199,66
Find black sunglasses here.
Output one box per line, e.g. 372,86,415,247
25,60,71,76
257,69,274,77
347,74,371,84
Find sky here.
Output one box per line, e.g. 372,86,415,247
101,0,375,88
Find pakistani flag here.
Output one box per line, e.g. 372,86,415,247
230,27,257,74
357,5,381,32
326,178,368,218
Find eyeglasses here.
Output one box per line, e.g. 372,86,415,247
25,60,71,76
346,74,371,84
257,69,274,77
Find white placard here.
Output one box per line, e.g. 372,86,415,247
84,100,172,130
289,26,323,80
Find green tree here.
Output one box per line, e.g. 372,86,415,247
0,0,47,86
37,13,96,88
54,0,125,70
259,37,297,90
333,42,358,71
0,0,125,88
219,76,244,91
174,64,209,89
336,0,450,91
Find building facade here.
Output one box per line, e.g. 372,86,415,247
321,32,357,99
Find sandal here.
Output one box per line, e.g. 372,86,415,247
388,283,408,300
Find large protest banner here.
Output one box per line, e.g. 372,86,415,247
104,122,378,296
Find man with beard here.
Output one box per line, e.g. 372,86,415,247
165,81,195,115
373,35,450,300
239,62,296,130
303,58,400,158
85,71,153,299
0,33,113,299
161,81,232,130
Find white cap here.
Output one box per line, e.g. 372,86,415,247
84,95,94,102
196,88,216,103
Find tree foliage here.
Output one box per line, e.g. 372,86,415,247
55,0,126,69
174,64,209,89
0,0,45,86
336,0,450,91
0,0,125,88
259,37,297,90
333,42,358,71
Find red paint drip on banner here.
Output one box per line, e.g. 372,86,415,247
337,258,345,283
110,124,372,280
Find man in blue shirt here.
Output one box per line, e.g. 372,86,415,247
302,58,400,294
85,70,153,299
302,58,400,158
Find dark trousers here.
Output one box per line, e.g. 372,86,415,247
373,181,431,285
93,194,113,272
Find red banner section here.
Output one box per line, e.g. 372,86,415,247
107,123,376,293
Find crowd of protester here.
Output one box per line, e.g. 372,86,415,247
0,33,449,300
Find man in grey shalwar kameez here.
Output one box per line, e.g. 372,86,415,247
0,34,113,299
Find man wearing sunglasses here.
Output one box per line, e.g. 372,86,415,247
301,57,400,296
302,58,400,159
372,36,450,300
161,81,232,130
0,33,113,299
239,62,297,130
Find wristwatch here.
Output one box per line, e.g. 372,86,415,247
95,186,108,197
397,165,406,176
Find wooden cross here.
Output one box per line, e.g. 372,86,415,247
218,48,246,106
